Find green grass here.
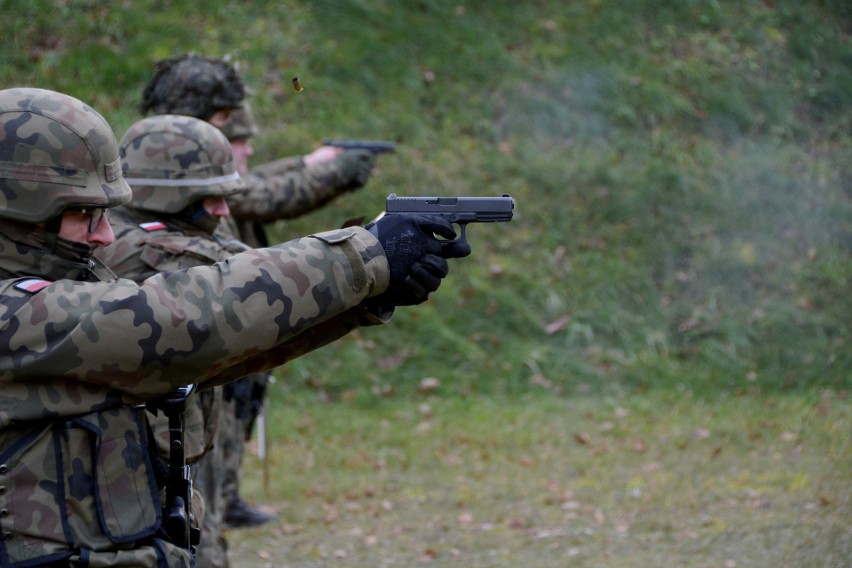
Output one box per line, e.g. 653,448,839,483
231,389,850,567
2,0,850,565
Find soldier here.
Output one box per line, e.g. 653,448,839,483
139,52,374,244
138,53,377,531
97,114,252,568
0,87,468,567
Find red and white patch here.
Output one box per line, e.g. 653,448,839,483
140,221,168,232
14,278,52,293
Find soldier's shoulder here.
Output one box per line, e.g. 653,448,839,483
5,277,52,294
0,278,53,313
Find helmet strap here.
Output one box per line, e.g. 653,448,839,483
43,215,63,254
174,202,220,235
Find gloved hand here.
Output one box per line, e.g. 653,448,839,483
366,214,471,308
334,149,375,192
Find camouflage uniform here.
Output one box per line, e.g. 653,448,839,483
99,114,259,567
0,88,392,568
140,54,376,532
96,114,248,566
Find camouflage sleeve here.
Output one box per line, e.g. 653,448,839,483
251,155,305,172
203,305,388,388
0,227,388,424
227,158,351,222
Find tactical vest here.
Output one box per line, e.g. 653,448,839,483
0,406,192,567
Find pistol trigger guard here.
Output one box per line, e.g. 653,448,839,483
458,223,468,245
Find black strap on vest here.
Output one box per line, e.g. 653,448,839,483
147,385,201,552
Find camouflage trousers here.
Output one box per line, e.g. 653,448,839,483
193,445,228,567
194,373,268,567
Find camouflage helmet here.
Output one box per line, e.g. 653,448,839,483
139,53,246,120
0,87,132,224
217,101,258,141
119,114,244,214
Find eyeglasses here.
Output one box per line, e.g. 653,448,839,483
66,206,109,234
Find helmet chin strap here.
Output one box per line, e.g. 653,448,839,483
43,215,63,253
40,214,97,263
175,201,220,234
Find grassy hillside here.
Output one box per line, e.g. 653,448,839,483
4,1,848,400
2,2,850,564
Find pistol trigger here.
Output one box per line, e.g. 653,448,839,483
438,223,473,258
459,223,469,244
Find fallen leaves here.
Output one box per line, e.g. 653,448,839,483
377,349,411,371
418,377,440,394
574,432,592,445
457,511,474,526
230,393,847,567
544,315,570,334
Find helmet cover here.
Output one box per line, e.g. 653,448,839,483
0,87,132,223
120,114,244,214
139,53,246,120
217,101,258,141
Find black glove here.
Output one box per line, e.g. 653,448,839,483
366,214,471,307
335,149,375,191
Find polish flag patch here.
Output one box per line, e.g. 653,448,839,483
14,278,52,293
140,221,168,231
